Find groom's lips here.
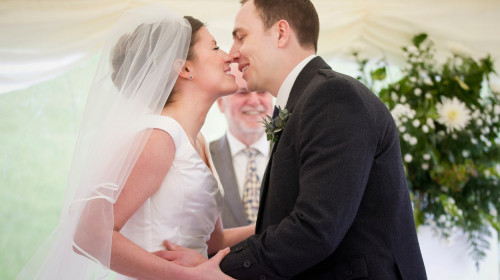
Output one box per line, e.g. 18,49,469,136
239,64,249,73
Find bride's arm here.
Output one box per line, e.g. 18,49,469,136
74,130,193,279
207,217,255,255
109,129,184,279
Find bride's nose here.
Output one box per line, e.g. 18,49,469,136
221,51,233,63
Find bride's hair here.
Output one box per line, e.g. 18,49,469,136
110,15,204,105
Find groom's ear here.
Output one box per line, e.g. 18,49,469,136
276,19,291,48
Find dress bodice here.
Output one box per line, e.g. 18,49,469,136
118,115,224,276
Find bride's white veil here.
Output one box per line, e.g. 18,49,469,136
16,6,191,279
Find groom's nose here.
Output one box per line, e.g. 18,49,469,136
229,44,240,61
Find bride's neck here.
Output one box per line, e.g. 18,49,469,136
161,95,212,143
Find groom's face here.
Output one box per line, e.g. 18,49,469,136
230,1,276,95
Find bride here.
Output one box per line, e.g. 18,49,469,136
16,6,253,280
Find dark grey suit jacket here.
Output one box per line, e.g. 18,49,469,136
220,57,427,279
210,135,248,228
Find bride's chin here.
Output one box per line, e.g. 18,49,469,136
223,85,238,95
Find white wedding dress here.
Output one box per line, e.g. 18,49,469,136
116,115,224,280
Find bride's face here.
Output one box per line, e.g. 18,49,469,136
189,27,238,97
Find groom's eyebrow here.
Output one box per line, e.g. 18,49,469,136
232,28,243,38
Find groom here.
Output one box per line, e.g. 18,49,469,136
218,0,427,279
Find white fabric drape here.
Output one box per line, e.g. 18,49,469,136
1,0,500,94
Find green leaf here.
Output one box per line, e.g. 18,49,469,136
371,67,387,81
412,33,428,48
454,76,470,90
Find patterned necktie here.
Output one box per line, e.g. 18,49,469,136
242,147,260,224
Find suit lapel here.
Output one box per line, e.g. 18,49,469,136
210,136,247,225
256,56,331,232
285,56,331,113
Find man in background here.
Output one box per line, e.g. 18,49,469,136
210,63,273,228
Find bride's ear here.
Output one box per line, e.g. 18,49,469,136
174,59,192,81
177,61,193,81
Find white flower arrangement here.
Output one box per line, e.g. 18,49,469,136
354,33,500,265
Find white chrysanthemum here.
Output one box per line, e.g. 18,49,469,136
425,93,432,99
494,105,500,115
422,163,429,170
404,154,413,163
486,115,492,125
472,109,481,119
436,97,471,133
407,45,419,55
414,88,422,96
423,153,431,161
462,150,470,158
422,125,429,133
491,80,500,95
438,215,447,223
412,119,420,127
409,137,418,145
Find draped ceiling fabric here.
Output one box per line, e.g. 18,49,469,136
1,0,500,94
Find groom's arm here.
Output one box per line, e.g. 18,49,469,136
220,79,380,279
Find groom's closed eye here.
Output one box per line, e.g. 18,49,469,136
232,29,246,41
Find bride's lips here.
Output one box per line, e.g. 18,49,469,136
224,66,235,78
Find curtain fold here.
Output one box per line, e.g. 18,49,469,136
1,0,500,94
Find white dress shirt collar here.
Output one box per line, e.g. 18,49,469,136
226,131,270,157
275,55,317,109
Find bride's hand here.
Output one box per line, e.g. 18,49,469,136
152,240,207,267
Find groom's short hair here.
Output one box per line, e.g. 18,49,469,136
241,0,319,52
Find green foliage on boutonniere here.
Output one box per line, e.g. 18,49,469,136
260,106,290,144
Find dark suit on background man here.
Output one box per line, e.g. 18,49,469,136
220,56,427,279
